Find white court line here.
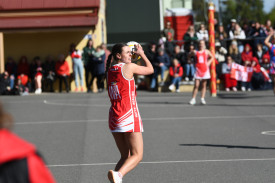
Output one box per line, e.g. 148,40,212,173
47,158,275,167
15,114,275,125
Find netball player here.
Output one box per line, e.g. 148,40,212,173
264,29,275,95
105,43,154,182
189,40,214,105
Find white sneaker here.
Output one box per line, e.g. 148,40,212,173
201,98,206,105
225,88,230,92
185,77,189,81
232,87,237,92
189,98,196,105
241,87,246,92
35,88,42,94
247,88,251,92
108,170,122,183
176,89,180,93
168,84,175,91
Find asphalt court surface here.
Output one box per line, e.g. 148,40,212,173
1,90,275,183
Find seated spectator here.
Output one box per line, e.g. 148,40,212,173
255,43,267,64
16,75,29,96
162,21,175,42
229,23,246,53
241,43,253,65
55,54,70,93
168,58,183,92
183,25,198,52
196,23,209,42
185,44,196,81
229,40,242,64
251,57,265,90
261,53,270,71
215,24,228,47
90,45,106,93
43,55,56,92
215,42,228,79
150,48,171,90
5,57,17,89
17,56,29,76
0,71,12,95
0,104,56,182
221,56,237,92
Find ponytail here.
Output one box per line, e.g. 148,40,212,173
105,54,113,83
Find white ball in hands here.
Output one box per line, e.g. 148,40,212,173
127,41,141,61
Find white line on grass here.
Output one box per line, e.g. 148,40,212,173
47,158,275,167
15,114,275,125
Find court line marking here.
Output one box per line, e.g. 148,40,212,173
47,158,275,167
15,114,275,125
262,131,275,135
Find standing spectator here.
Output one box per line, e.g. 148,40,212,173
101,43,111,68
150,47,171,90
227,19,237,35
215,42,228,79
229,40,242,64
221,55,237,92
171,45,185,66
189,40,214,105
241,60,252,92
0,104,56,183
82,39,95,92
185,44,196,81
5,57,17,89
241,43,253,65
164,35,176,57
43,55,55,92
252,22,267,51
29,57,43,94
168,58,183,92
254,43,266,64
229,23,246,53
183,25,198,52
264,30,275,95
196,23,209,42
145,42,157,63
55,54,70,93
251,57,265,90
17,56,29,76
162,21,175,42
263,19,273,35
70,43,84,92
215,24,228,48
90,46,106,93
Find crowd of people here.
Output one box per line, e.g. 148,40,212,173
144,19,275,95
1,18,275,96
0,40,110,95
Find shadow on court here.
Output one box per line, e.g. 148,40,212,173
179,144,275,150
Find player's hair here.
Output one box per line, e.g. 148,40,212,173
0,103,13,130
105,43,127,82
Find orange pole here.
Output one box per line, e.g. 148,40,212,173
208,2,217,97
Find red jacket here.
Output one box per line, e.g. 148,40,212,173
55,61,70,76
241,44,253,65
0,129,56,183
252,57,261,73
169,63,183,77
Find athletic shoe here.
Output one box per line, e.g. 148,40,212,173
201,98,206,105
108,170,122,183
241,86,246,92
168,84,175,91
232,87,237,92
176,89,180,93
185,77,189,81
189,98,196,105
35,88,42,94
159,81,165,86
247,88,251,92
225,88,230,92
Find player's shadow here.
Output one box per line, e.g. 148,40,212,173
179,144,275,150
217,93,273,99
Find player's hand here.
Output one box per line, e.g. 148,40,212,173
133,44,144,56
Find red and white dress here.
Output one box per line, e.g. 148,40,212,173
194,50,210,79
107,63,143,132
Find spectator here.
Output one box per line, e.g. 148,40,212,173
162,21,175,42
82,39,95,92
196,23,209,42
183,25,198,52
17,73,30,95
221,55,237,92
254,43,266,64
55,54,70,93
5,57,17,89
229,23,246,53
227,19,237,35
185,44,196,81
241,60,252,92
252,21,267,51
215,24,228,48
150,47,171,90
101,43,111,68
145,42,157,63
251,57,265,90
43,55,56,92
0,104,56,183
168,58,183,92
164,35,176,57
261,52,270,71
90,46,106,93
215,41,228,79
70,43,84,92
0,71,12,95
171,45,185,66
263,19,273,35
30,57,43,94
241,43,253,65
229,40,242,64
17,56,29,76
